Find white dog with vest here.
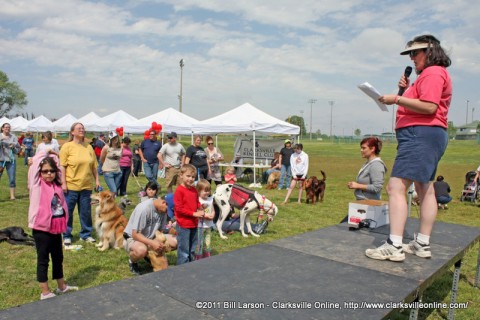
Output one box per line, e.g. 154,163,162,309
214,184,278,239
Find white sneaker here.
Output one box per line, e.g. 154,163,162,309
55,285,79,294
403,236,431,258
40,292,56,300
80,236,96,243
63,238,72,246
365,240,405,262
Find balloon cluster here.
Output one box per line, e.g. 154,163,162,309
144,122,162,140
115,127,124,137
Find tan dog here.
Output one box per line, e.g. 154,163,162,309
148,230,170,271
91,191,128,251
265,171,281,189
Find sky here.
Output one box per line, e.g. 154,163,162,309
1,0,479,136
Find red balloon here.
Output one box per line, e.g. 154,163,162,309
155,124,162,132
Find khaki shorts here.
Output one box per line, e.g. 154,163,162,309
165,167,181,189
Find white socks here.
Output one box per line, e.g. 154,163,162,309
416,233,430,245
389,234,403,247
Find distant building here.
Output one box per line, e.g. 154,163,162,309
455,121,479,140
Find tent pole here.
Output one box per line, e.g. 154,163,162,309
253,130,256,185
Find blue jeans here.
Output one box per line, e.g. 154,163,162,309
436,195,452,205
176,225,198,265
103,171,122,194
143,162,159,186
2,160,16,188
278,164,291,189
64,190,93,240
24,148,34,166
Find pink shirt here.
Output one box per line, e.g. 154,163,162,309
119,146,133,167
396,66,451,129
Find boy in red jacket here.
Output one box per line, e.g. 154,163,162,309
174,164,206,265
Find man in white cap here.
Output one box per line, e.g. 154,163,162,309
159,132,185,193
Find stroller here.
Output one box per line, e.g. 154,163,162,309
460,171,480,203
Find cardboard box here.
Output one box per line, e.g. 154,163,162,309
348,200,389,228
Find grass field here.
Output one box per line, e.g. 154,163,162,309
0,137,479,319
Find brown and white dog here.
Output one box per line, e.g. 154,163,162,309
91,191,128,251
214,184,278,239
304,171,326,204
265,171,281,189
148,230,171,271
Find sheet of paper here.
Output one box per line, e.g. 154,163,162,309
357,82,388,112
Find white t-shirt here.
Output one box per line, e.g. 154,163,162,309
198,196,214,228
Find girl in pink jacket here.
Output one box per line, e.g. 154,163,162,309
28,151,78,300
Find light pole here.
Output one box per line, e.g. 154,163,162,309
308,99,317,140
299,110,304,138
328,100,335,139
466,99,469,125
179,59,184,113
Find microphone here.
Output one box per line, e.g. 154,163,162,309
398,66,413,96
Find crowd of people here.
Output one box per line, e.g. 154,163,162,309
0,34,461,301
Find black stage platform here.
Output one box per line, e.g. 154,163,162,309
1,218,478,320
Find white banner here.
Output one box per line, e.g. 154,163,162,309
233,137,288,162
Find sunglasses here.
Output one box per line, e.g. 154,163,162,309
207,142,213,145
409,49,423,58
40,169,56,174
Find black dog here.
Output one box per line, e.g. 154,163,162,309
0,226,35,246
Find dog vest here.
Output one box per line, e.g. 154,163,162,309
229,184,259,208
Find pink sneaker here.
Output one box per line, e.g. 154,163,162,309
40,292,56,300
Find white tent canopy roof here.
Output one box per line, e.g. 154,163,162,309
124,107,200,134
52,114,77,132
26,115,53,132
9,116,30,132
85,110,138,132
192,102,300,135
77,112,100,127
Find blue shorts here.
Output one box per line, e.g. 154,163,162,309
391,126,448,183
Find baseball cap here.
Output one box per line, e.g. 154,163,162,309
108,131,118,139
285,139,291,144
167,132,177,139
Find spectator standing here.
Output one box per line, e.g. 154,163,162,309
205,136,224,186
283,144,309,204
174,164,205,265
60,122,100,245
22,132,35,166
100,131,122,195
159,132,185,193
0,123,21,200
278,139,294,190
119,136,133,196
28,153,78,300
185,135,210,181
94,133,106,176
347,137,387,200
36,131,60,155
139,130,162,187
434,175,452,209
132,139,142,177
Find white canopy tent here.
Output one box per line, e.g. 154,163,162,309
77,112,100,126
26,115,53,132
9,116,30,132
124,107,200,135
52,114,77,132
192,103,300,135
192,103,300,186
85,110,138,132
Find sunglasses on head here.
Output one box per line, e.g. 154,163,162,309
40,169,56,174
